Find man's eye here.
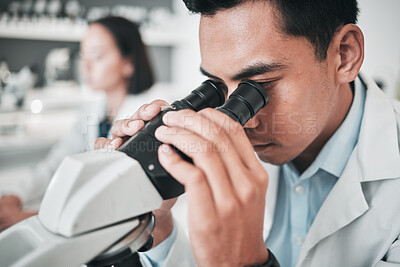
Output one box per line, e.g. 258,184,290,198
258,81,274,89
256,78,280,89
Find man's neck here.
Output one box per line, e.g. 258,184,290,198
293,82,354,174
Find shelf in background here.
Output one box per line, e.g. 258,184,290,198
0,23,190,46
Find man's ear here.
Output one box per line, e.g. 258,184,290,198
330,24,364,84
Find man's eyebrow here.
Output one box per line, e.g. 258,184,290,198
231,62,287,81
200,66,222,81
200,62,287,82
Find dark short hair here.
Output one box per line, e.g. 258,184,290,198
183,0,359,61
91,16,154,94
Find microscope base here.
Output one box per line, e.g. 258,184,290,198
0,215,139,267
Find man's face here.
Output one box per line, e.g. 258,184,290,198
199,1,340,165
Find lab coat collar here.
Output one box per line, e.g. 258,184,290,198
297,149,369,265
296,73,400,265
356,73,400,181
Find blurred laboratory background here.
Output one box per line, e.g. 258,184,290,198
0,0,399,206
0,0,205,173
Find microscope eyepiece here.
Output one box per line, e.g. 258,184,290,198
217,79,269,125
172,80,227,111
118,79,268,199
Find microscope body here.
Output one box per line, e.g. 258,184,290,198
0,150,162,267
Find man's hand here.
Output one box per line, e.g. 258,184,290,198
0,195,37,231
94,99,177,247
155,108,270,267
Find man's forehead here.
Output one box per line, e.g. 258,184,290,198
199,3,284,57
198,1,292,83
199,1,280,35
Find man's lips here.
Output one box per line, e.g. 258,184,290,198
252,143,274,152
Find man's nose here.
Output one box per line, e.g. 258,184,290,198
244,116,260,129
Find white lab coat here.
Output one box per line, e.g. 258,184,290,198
144,73,400,267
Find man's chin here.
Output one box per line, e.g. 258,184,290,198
255,149,290,166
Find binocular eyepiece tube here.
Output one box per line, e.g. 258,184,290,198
118,79,269,199
216,80,268,125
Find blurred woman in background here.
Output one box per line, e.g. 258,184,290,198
0,16,157,230
81,16,154,138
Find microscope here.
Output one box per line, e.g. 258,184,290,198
0,79,268,267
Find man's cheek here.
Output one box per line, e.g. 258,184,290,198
287,113,303,135
252,112,288,136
